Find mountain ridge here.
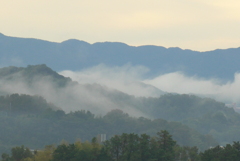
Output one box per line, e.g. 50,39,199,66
1,33,240,80
2,32,237,51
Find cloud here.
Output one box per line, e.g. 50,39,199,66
0,68,151,117
61,64,240,106
1,64,240,117
59,64,165,97
144,72,240,105
144,72,220,95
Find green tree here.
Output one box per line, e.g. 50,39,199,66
1,153,11,161
33,145,55,161
11,146,33,161
188,146,200,161
156,130,176,161
139,134,151,161
96,147,113,161
200,145,223,161
122,133,139,161
104,135,122,161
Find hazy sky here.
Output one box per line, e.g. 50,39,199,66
1,0,240,51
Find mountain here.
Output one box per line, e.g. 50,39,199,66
0,33,240,80
0,65,240,147
0,64,150,116
0,65,219,153
0,64,72,87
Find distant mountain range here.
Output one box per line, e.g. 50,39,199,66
0,33,240,80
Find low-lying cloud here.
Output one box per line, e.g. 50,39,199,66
144,72,240,104
1,64,240,117
59,64,165,97
60,64,240,106
0,70,150,117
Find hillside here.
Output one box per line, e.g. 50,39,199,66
138,94,240,144
0,64,151,116
0,65,240,148
0,64,72,87
0,94,217,154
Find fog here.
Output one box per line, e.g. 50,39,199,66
1,64,240,118
144,72,240,105
0,71,149,117
59,64,165,97
60,64,240,106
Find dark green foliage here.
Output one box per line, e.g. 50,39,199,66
0,94,59,115
0,145,34,161
50,131,196,161
156,130,176,161
1,153,11,161
96,148,113,161
200,142,240,161
52,144,80,161
11,146,33,161
174,146,200,161
0,98,217,154
139,94,240,145
4,133,240,161
139,134,151,161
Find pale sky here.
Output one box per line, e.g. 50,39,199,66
1,0,240,51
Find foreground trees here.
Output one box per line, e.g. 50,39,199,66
1,146,33,161
1,131,179,161
200,141,240,161
51,130,177,161
2,131,240,161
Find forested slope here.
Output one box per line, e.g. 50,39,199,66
0,94,217,154
1,65,240,153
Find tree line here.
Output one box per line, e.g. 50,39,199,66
2,131,240,161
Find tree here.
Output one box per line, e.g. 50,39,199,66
52,144,70,161
1,153,11,161
188,146,200,161
11,146,33,161
104,135,122,161
122,133,139,161
156,130,176,161
33,145,55,161
200,145,223,161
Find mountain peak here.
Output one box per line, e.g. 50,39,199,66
61,39,90,45
0,64,72,87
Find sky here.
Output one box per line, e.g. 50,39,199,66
1,0,240,51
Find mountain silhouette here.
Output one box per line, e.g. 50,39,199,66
0,33,239,80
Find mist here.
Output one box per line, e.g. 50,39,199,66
0,71,149,117
1,63,240,118
59,64,165,97
60,64,240,106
